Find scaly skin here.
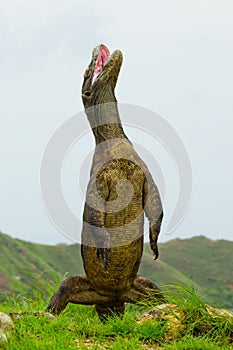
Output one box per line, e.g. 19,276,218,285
46,45,164,319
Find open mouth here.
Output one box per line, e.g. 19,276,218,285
92,44,110,85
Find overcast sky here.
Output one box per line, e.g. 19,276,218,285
0,0,233,245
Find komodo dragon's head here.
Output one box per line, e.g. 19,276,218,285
82,44,123,109
81,44,126,143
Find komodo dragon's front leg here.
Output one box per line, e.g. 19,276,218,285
143,173,163,260
83,170,110,269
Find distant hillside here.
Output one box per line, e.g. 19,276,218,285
0,232,232,308
0,232,84,297
157,236,233,308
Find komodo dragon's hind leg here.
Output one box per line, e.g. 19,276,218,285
120,275,165,304
46,274,113,315
46,274,164,317
94,275,164,321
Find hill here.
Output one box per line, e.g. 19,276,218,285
0,232,232,308
157,236,233,307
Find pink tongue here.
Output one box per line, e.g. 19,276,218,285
92,45,110,83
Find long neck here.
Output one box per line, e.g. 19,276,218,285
91,103,127,144
85,87,128,145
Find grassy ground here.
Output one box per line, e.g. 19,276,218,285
0,285,232,349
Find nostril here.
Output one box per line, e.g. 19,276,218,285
84,91,91,97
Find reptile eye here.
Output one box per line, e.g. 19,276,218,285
84,91,91,97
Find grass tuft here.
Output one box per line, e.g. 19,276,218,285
0,283,232,349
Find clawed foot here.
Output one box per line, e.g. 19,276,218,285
150,242,159,260
97,247,110,269
46,291,68,315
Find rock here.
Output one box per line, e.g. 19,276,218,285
206,305,233,319
138,304,186,340
0,312,14,342
10,311,56,320
137,303,233,341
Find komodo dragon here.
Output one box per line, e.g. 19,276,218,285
46,44,164,319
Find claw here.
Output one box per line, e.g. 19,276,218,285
151,243,159,260
97,247,109,269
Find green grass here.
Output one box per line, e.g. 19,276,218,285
1,232,233,308
1,284,232,349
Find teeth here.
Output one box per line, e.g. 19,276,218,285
91,60,105,85
92,74,98,85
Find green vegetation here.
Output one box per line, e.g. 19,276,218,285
1,284,232,349
0,232,233,348
156,236,233,308
0,232,233,308
0,232,84,300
